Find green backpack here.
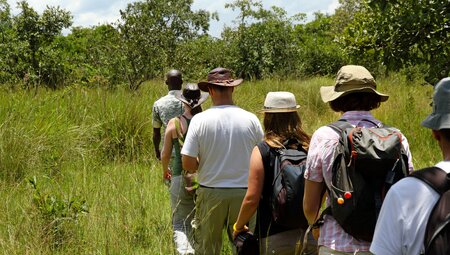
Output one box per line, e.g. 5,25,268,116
174,116,198,192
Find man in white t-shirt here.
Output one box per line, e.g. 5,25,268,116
182,67,263,255
370,77,450,255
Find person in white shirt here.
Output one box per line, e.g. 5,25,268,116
370,77,450,255
182,67,264,255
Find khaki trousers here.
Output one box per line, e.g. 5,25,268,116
192,187,248,255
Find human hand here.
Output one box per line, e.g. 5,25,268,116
232,223,249,240
312,227,320,240
163,169,172,181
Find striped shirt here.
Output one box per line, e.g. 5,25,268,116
304,111,414,252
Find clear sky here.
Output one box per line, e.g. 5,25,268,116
6,0,340,37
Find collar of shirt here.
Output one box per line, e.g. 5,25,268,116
168,90,180,96
340,111,381,127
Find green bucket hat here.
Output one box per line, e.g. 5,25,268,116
320,65,389,103
421,77,450,130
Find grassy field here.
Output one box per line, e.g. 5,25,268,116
0,75,438,254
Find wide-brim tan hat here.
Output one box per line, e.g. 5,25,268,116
174,83,209,109
421,77,450,130
259,91,300,113
320,65,389,103
198,67,243,92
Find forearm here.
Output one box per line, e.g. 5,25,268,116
235,195,259,230
182,155,198,173
152,129,161,157
303,179,325,225
161,151,171,174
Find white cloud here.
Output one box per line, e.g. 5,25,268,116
327,0,340,14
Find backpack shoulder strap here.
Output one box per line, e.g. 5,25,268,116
410,167,450,195
174,117,185,145
411,167,450,254
327,119,353,134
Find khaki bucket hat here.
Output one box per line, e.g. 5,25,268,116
260,91,300,113
421,77,450,130
198,67,243,92
320,65,389,103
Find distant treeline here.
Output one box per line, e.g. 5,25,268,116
1,0,449,90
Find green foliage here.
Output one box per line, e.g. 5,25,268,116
0,1,72,88
224,0,305,79
28,176,88,250
341,0,450,84
294,13,345,76
118,0,215,90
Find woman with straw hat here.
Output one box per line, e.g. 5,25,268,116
161,83,208,255
232,91,315,255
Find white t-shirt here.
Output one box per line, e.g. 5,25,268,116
370,161,450,255
181,105,264,188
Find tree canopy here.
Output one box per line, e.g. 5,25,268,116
0,0,449,89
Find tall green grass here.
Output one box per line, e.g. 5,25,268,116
0,76,437,254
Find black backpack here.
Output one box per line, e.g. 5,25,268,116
271,139,309,230
322,120,409,241
411,167,450,255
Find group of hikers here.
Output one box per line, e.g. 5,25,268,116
152,65,450,255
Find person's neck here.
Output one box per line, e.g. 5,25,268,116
213,101,234,106
182,110,193,119
440,140,450,161
212,97,234,106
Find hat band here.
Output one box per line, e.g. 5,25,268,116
334,81,376,92
264,106,296,110
209,79,236,84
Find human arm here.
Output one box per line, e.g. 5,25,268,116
161,120,175,181
233,146,265,239
182,155,199,173
153,128,161,160
180,118,199,173
152,104,162,160
303,179,325,225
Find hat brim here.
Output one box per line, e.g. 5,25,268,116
174,91,209,109
258,105,300,113
421,113,450,130
198,79,243,92
320,86,389,103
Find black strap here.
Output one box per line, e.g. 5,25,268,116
410,167,450,195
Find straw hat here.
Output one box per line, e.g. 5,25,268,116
198,67,243,92
422,77,450,130
260,91,300,113
174,83,209,109
320,65,389,103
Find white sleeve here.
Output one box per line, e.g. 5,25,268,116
370,186,404,255
181,118,199,158
400,134,414,173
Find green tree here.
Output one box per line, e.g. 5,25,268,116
224,0,305,79
0,0,19,84
118,0,214,90
294,12,345,76
342,0,450,84
65,25,122,88
13,1,72,88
